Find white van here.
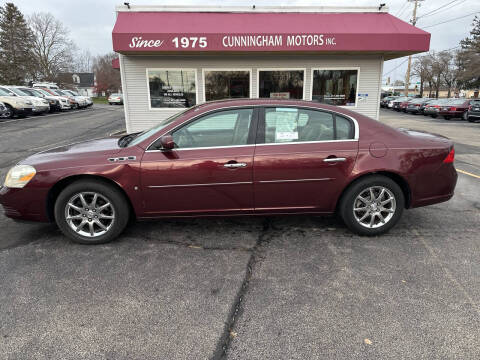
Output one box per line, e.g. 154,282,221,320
32,82,59,90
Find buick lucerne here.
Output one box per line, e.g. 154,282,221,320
0,99,457,244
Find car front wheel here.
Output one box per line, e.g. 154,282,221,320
54,180,130,244
339,175,405,236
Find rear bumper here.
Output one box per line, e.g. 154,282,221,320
438,111,463,117
0,186,49,222
410,164,458,208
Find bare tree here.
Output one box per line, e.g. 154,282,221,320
74,49,93,73
438,50,459,98
29,12,76,81
412,55,432,97
93,52,121,96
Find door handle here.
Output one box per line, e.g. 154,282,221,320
224,162,247,168
323,157,347,163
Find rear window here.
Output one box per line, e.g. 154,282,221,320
449,99,466,105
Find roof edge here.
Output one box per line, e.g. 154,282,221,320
115,5,390,14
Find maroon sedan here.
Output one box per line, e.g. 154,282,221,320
0,99,457,244
438,99,471,120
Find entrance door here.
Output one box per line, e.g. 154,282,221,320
140,107,257,216
253,106,359,213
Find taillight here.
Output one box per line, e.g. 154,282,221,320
449,107,456,111
415,104,420,107
443,148,455,164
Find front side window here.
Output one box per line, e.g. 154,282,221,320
264,107,353,144
312,69,358,106
172,108,253,149
148,69,196,109
259,70,304,100
204,70,250,101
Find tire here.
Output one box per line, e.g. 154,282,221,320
431,114,437,118
4,104,14,119
463,112,469,121
54,180,130,244
339,175,405,236
443,116,451,120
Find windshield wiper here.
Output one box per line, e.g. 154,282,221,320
118,132,140,147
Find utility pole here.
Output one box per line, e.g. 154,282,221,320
404,0,424,96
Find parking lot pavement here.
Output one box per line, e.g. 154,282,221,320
0,107,479,359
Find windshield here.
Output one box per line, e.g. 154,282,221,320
54,90,67,96
8,87,29,96
36,88,52,96
0,87,15,96
128,107,195,147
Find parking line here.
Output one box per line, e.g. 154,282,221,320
456,169,480,179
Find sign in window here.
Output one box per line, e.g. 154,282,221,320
148,69,196,108
312,70,358,106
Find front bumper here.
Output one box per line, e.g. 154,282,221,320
0,186,50,222
32,105,50,113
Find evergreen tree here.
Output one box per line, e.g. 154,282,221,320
0,3,34,84
457,16,480,89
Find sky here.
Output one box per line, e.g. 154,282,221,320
6,0,480,83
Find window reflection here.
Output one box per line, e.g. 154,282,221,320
312,70,358,106
204,71,250,101
259,70,304,100
148,69,196,108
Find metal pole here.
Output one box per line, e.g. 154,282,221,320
404,0,423,96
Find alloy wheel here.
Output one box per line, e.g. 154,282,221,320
64,192,115,237
353,186,396,229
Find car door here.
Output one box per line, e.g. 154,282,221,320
253,106,359,213
140,107,258,216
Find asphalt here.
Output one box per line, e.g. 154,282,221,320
0,106,479,359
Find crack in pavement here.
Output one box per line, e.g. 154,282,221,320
211,218,273,360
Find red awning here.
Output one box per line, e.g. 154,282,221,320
112,11,430,59
112,57,120,69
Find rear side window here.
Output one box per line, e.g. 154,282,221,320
263,107,353,144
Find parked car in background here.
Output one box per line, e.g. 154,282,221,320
108,93,123,105
391,97,411,111
0,101,8,118
380,96,399,108
32,82,59,90
0,86,33,118
61,89,88,108
14,87,61,112
51,89,78,109
407,98,432,115
0,99,457,244
3,86,50,115
423,99,450,118
438,98,471,120
39,88,72,110
63,90,93,107
465,99,480,122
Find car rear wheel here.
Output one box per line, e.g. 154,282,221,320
54,180,130,244
4,105,14,119
443,116,451,120
339,175,405,236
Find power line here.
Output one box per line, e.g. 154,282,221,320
382,45,461,78
422,11,480,29
417,0,461,19
417,0,467,20
396,1,409,18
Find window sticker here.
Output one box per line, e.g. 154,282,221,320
276,131,299,140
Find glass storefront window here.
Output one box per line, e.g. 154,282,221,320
258,70,304,100
147,69,196,108
204,70,250,101
312,69,358,106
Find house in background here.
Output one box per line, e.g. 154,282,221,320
56,72,96,97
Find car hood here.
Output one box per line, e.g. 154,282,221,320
19,137,123,169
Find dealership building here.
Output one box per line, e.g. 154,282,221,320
112,5,430,133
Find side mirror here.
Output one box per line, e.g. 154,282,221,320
159,135,175,150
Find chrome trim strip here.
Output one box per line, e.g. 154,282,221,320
258,178,333,184
148,181,252,189
145,103,360,151
323,157,347,162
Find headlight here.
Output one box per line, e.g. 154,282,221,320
4,165,36,188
